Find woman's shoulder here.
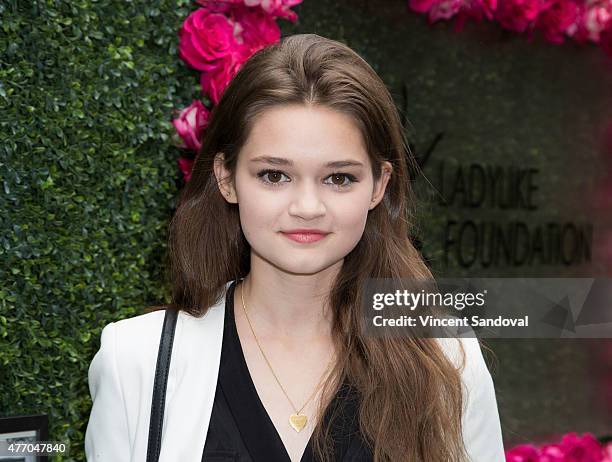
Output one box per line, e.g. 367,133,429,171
107,308,169,343
88,310,170,387
435,334,493,384
91,284,231,374
95,310,199,366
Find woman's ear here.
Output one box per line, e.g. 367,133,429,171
213,152,237,203
369,161,393,210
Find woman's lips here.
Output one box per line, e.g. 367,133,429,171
281,232,328,243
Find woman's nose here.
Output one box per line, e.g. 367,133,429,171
287,182,326,219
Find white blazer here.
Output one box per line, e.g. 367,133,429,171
84,280,506,461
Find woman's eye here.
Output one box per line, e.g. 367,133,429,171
325,173,357,188
256,170,358,189
257,170,289,186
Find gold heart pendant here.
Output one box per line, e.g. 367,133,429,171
289,413,307,432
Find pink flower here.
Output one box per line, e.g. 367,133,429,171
557,432,606,462
409,0,498,30
584,1,612,41
181,3,281,104
242,0,303,22
442,0,498,31
495,0,549,33
196,0,303,22
192,0,235,15
172,100,210,152
584,1,612,42
539,444,567,462
565,2,590,42
428,0,463,21
505,433,609,462
200,51,247,104
535,0,579,43
600,23,612,55
566,0,612,43
234,5,281,53
602,442,612,462
409,0,439,14
178,8,238,72
407,0,612,54
178,155,196,183
505,443,540,462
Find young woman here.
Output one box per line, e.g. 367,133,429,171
85,33,505,462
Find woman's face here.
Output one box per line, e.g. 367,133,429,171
215,104,391,276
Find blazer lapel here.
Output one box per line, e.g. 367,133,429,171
158,281,230,462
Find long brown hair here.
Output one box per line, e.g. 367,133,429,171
162,33,468,462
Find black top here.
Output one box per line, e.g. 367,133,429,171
202,279,373,462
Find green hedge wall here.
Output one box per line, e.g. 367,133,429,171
0,1,229,459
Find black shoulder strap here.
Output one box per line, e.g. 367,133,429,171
146,308,179,462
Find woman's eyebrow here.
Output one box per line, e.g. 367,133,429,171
250,155,364,168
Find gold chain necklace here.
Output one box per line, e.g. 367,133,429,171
239,281,335,433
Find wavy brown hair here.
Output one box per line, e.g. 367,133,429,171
161,33,468,462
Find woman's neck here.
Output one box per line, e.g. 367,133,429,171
236,262,341,342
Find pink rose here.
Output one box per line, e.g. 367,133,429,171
193,0,234,15
565,2,590,43
234,5,281,52
172,100,210,152
243,0,303,22
601,24,612,56
535,0,579,44
451,0,498,31
566,0,612,43
428,0,462,22
183,2,281,104
602,442,612,462
409,0,439,14
505,434,610,462
178,155,196,183
200,51,247,104
196,0,303,22
495,0,549,32
584,1,612,41
539,444,566,462
505,444,540,462
178,8,238,71
557,432,606,462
